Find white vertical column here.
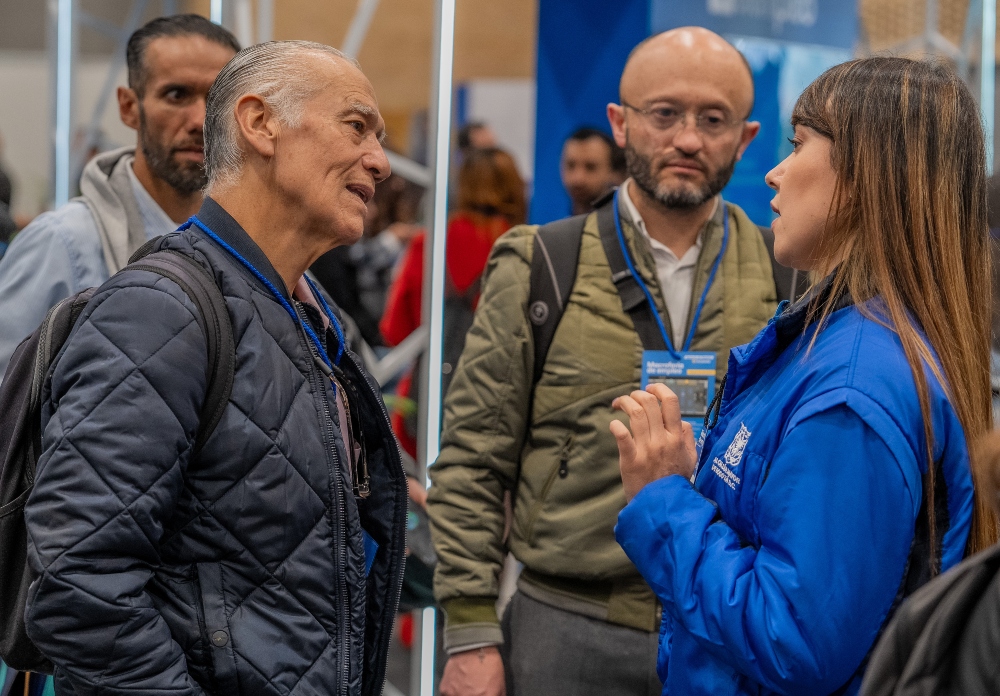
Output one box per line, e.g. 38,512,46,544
210,0,223,25
422,0,456,475
53,0,75,207
257,0,274,43
416,0,457,691
234,0,253,47
983,0,997,173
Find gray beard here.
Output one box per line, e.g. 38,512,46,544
625,140,736,209
138,108,207,196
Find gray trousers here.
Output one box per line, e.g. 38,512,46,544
499,591,662,696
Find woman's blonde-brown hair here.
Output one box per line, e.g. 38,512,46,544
455,147,527,240
793,57,997,561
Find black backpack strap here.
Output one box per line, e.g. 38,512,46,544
756,224,807,303
596,198,669,352
127,249,235,453
529,214,586,385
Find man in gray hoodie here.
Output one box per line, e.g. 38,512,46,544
0,14,238,374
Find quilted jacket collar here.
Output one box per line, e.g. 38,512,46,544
195,196,291,300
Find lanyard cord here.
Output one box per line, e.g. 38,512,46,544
182,216,345,370
613,190,730,355
304,275,346,366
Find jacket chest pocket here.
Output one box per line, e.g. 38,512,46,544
698,448,767,549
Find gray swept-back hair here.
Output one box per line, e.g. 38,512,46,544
204,40,358,190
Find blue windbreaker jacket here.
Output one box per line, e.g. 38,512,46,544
616,291,974,696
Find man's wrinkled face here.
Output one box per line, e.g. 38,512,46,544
561,137,614,211
131,35,235,194
270,57,390,247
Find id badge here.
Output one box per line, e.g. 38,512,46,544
640,351,717,444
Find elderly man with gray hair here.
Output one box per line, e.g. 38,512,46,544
22,41,406,696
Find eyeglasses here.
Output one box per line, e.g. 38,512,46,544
621,102,744,138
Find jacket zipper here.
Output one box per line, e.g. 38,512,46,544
293,301,351,696
339,350,408,695
524,433,574,543
293,298,406,695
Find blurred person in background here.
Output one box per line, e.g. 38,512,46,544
613,56,996,696
311,172,424,347
458,121,498,159
0,131,12,210
0,202,14,259
0,15,238,376
561,126,626,215
987,174,1000,425
352,175,424,326
380,146,526,459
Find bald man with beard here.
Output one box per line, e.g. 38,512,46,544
429,28,790,696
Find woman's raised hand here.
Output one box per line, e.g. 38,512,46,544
610,383,698,501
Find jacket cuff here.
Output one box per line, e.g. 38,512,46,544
441,598,503,652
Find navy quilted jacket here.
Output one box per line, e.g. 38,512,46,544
23,198,407,696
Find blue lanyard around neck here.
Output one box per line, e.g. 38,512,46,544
181,215,346,371
613,189,730,356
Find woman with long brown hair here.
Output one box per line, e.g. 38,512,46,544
608,57,997,696
381,146,526,457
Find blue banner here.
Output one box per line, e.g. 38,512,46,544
651,0,857,50
530,0,649,224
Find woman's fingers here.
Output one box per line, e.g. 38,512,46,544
631,389,669,439
612,386,698,498
610,419,637,465
646,383,683,432
612,394,652,445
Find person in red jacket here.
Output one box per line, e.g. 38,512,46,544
382,146,526,457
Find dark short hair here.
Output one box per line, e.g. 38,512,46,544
565,127,626,174
127,14,240,96
457,121,489,151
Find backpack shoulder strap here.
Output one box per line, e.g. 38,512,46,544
127,247,235,453
595,198,668,352
529,213,586,385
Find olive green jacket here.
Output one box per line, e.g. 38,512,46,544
427,199,778,651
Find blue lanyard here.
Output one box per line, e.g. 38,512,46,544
181,216,346,371
613,190,729,357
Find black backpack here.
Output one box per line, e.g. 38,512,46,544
0,244,235,673
861,542,1000,696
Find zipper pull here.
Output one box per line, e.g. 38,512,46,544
558,436,573,478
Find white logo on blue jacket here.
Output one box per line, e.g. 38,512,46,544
723,423,752,468
710,423,750,491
